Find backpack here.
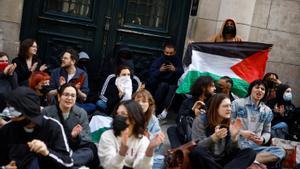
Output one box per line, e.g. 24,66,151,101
177,115,194,143
165,139,199,169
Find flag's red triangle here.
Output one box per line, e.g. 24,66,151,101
230,50,269,83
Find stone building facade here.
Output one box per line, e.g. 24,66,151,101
186,0,300,106
0,0,299,105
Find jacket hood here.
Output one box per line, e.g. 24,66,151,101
220,18,237,37
276,83,290,105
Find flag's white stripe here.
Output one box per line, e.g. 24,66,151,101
189,50,242,79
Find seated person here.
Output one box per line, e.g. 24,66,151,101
133,89,165,169
29,71,52,107
231,80,286,166
42,83,99,168
98,100,164,169
0,87,73,169
263,72,281,103
215,76,238,101
12,39,47,86
267,84,296,140
49,49,91,112
97,65,141,115
0,52,18,112
147,42,183,120
190,94,256,169
168,76,215,148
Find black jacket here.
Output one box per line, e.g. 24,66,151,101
0,116,74,169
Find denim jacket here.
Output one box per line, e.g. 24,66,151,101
231,96,273,148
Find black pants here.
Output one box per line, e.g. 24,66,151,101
189,146,256,169
167,126,183,148
154,82,177,115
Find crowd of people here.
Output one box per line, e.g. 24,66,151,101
0,18,299,169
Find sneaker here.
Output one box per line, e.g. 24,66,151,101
157,109,168,120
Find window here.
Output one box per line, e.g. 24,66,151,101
125,0,169,28
47,0,92,17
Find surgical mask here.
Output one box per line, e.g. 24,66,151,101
0,62,8,72
1,106,22,118
283,92,292,101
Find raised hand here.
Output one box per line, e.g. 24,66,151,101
71,124,82,138
192,100,205,116
230,118,242,141
39,64,48,71
59,76,66,86
212,125,228,141
30,62,38,72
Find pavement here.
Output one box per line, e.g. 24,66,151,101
158,110,177,153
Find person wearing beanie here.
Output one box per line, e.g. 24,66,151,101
0,87,73,169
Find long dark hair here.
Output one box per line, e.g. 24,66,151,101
190,76,214,98
112,100,145,138
206,93,230,129
18,38,36,59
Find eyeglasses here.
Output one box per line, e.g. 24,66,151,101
62,92,76,98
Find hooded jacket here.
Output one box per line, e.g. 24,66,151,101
0,87,73,168
208,19,242,42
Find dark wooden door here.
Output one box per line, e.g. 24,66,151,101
20,0,191,91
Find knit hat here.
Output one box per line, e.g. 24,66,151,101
78,51,90,60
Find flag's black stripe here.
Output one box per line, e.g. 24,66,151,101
183,42,273,67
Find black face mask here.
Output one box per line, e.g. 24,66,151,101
112,115,128,136
223,25,235,35
39,85,51,95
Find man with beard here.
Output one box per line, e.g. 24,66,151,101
0,87,73,169
49,49,89,102
168,76,215,147
208,19,242,42
147,42,184,120
231,80,285,167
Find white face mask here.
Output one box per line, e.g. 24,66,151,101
115,76,132,89
283,92,292,101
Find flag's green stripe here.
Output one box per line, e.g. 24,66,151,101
176,71,249,97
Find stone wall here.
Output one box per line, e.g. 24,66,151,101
0,0,23,59
186,0,300,106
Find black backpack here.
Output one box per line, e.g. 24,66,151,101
177,115,194,143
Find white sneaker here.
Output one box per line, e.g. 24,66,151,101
157,109,168,120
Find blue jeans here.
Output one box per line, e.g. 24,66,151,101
271,122,288,139
253,146,286,160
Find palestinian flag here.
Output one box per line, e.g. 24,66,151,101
177,42,273,97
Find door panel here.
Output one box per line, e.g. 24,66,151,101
20,0,191,91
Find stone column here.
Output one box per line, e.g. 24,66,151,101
0,0,24,58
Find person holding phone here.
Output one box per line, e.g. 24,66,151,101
98,100,164,169
147,42,184,120
190,94,256,169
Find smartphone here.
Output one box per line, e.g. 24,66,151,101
164,61,172,65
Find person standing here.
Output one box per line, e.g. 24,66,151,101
207,19,242,42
